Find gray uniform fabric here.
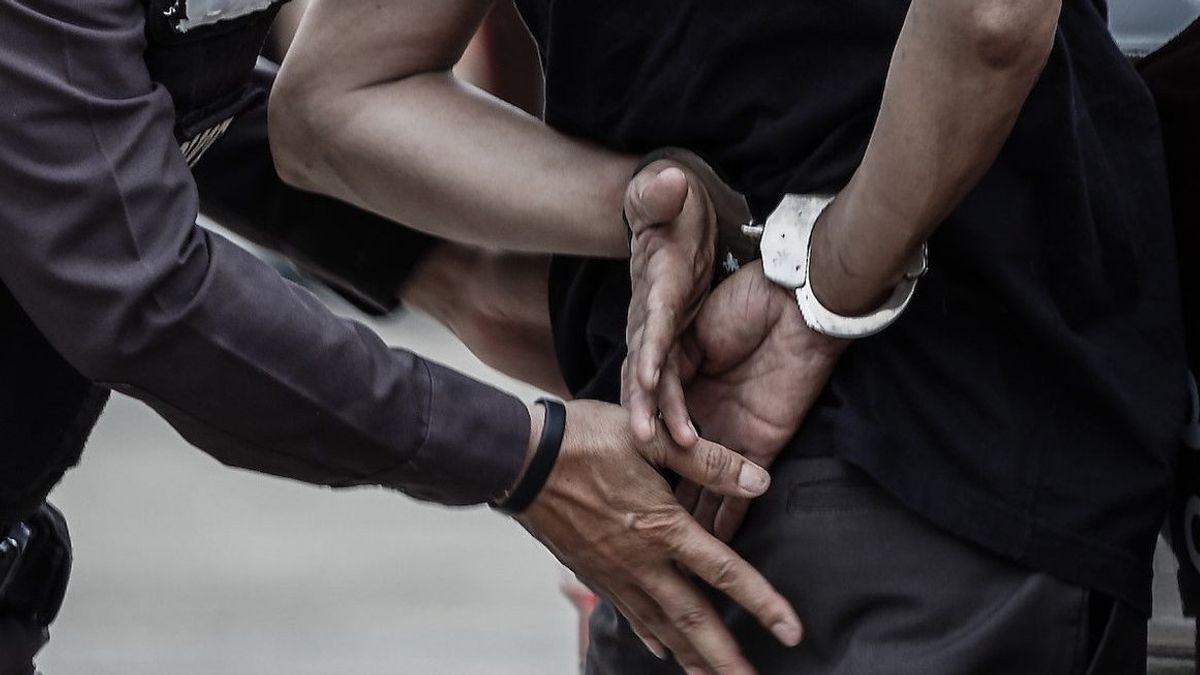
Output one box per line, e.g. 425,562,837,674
587,459,1146,675
0,0,529,506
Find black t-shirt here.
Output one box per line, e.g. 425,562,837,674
516,0,1189,611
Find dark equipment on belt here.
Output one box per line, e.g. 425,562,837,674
0,505,72,628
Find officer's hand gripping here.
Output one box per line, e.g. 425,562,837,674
623,161,718,448
516,400,802,675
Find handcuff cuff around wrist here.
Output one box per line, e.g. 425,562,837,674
626,149,929,340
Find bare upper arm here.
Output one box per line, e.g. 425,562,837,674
281,0,495,95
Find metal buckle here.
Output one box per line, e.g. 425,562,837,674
0,522,33,598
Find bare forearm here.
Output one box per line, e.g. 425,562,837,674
402,244,568,396
810,0,1061,314
269,0,310,57
272,0,635,257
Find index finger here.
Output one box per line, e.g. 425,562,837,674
673,521,803,648
645,572,757,674
650,436,771,499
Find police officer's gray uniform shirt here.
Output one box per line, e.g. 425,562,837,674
0,0,530,506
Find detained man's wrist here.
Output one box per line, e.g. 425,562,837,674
609,154,645,258
807,193,910,317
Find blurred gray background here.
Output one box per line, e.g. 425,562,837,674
37,266,576,675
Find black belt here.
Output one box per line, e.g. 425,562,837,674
0,505,71,627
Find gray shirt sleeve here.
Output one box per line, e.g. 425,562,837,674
0,0,529,506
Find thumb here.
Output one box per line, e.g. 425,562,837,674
648,435,771,499
625,165,689,236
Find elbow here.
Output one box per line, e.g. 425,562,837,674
268,65,328,193
963,0,1061,72
64,319,146,384
69,342,124,384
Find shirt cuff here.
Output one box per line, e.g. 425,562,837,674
380,358,530,506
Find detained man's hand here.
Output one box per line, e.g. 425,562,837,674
674,262,846,541
517,399,803,675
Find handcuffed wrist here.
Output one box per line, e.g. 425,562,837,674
752,194,928,339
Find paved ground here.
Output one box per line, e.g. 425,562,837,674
37,299,577,675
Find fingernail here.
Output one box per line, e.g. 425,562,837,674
641,638,668,661
631,625,668,660
651,367,661,387
771,621,803,647
737,464,770,494
687,418,702,438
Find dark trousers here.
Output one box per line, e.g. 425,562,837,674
586,459,1146,674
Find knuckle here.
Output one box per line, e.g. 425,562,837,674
626,506,688,545
711,657,743,674
709,556,742,592
671,605,710,634
639,436,667,465
698,447,733,481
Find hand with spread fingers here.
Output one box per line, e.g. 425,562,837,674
622,155,847,543
517,399,803,674
672,262,845,541
623,148,759,449
623,160,719,448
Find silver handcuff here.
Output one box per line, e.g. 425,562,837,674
644,148,929,340
740,194,928,339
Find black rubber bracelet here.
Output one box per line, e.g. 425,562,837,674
493,399,567,516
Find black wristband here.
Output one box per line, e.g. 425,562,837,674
493,399,567,516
